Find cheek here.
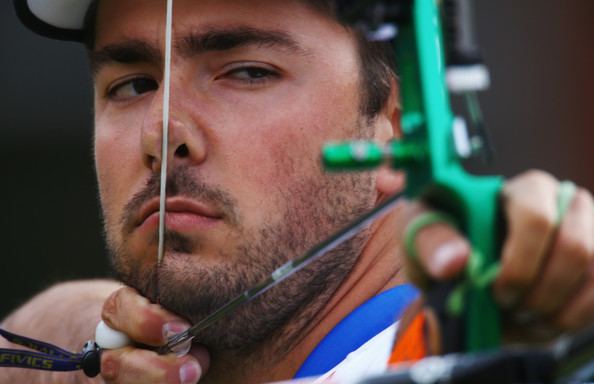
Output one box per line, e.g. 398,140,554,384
94,133,122,228
94,112,143,226
219,87,359,178
221,119,316,190
211,86,363,219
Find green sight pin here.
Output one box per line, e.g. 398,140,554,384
322,141,384,171
322,140,427,171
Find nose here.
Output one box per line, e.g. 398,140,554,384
141,90,207,173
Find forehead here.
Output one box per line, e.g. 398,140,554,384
94,0,349,52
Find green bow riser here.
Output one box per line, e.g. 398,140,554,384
324,0,503,353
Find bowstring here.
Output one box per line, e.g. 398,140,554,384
157,0,174,296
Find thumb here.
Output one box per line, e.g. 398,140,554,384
400,203,470,289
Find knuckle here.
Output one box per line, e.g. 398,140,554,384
135,306,165,342
149,354,182,383
558,231,591,266
101,352,121,382
103,349,176,383
575,188,594,209
103,287,159,341
521,169,556,185
507,169,556,192
499,265,535,292
102,290,122,323
521,206,556,237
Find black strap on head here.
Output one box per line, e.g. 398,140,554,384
333,0,410,43
336,0,410,26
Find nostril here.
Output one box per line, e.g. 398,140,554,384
175,144,189,158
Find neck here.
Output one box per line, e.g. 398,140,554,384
201,202,409,383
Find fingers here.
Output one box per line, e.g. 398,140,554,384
411,221,470,281
494,170,558,307
523,187,594,315
555,264,594,330
102,287,190,346
100,287,211,383
495,170,594,338
101,345,208,384
400,202,470,289
400,169,594,341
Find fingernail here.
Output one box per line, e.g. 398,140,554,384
163,321,192,356
179,361,202,384
431,241,467,277
162,321,190,340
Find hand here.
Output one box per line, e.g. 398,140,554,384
496,171,594,338
99,287,210,383
397,170,594,341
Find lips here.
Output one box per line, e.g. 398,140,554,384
136,197,222,229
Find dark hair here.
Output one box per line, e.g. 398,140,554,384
83,0,395,119
300,0,396,118
82,0,99,49
353,32,396,118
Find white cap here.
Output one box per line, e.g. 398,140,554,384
14,0,94,41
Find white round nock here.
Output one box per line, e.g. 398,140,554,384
95,320,131,350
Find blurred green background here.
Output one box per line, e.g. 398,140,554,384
1,1,593,320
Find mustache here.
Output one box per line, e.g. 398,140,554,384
120,167,239,232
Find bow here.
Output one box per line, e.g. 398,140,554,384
326,0,502,353
325,1,594,383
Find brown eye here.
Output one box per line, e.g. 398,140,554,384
108,77,158,100
228,67,276,80
219,64,281,87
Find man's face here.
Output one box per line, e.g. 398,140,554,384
93,0,387,352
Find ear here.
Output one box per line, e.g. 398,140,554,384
376,167,406,200
375,76,402,143
375,77,406,201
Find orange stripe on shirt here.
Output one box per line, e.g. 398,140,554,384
388,311,427,366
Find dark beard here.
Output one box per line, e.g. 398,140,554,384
108,165,375,356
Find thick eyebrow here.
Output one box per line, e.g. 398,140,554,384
89,40,162,77
88,27,307,77
177,26,309,58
